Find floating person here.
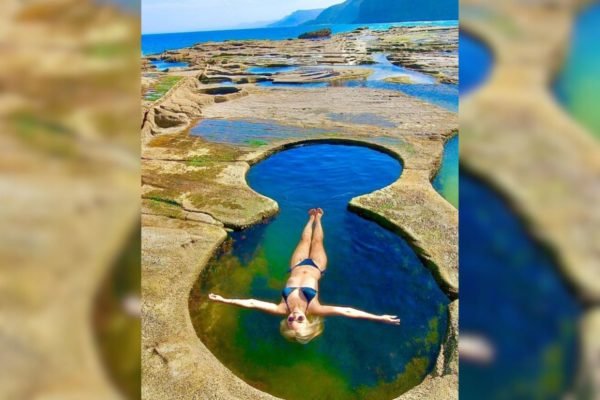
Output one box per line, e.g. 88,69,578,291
459,334,495,364
208,208,400,344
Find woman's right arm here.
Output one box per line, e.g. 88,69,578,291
315,305,400,325
208,293,285,315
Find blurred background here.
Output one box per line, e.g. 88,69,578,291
459,0,599,399
0,0,598,399
0,0,140,399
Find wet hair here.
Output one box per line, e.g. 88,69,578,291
280,314,323,344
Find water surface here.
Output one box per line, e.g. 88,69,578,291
190,144,449,400
191,119,332,145
553,2,600,138
142,21,459,55
460,172,580,399
459,31,493,96
432,135,458,207
149,59,189,71
254,53,458,112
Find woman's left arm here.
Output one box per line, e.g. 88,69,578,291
315,305,400,325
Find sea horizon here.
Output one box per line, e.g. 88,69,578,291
142,19,458,55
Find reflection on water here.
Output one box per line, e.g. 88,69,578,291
190,144,449,400
432,135,458,207
553,2,600,138
459,172,580,400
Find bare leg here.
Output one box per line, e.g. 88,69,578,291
309,209,327,271
290,210,316,267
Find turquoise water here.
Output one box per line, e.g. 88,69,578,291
190,144,449,400
149,59,189,71
460,172,580,399
553,2,600,138
142,20,459,55
432,135,458,207
459,31,493,96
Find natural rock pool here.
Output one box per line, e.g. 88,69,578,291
553,1,600,138
253,54,458,112
459,32,493,96
432,134,458,208
189,144,449,400
191,119,332,145
459,171,580,399
149,59,189,71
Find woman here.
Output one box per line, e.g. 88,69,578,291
208,208,400,344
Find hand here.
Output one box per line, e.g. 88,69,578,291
208,293,224,302
379,315,400,325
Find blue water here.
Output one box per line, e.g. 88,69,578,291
142,21,458,55
191,144,449,400
553,2,600,138
432,135,458,207
191,119,332,145
459,31,493,96
246,65,299,75
254,53,458,112
149,59,189,71
459,172,580,399
343,80,458,112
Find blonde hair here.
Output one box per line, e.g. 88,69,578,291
280,315,324,344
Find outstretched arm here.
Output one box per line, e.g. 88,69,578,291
208,293,285,315
315,305,400,325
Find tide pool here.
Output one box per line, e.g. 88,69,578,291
459,172,580,399
149,59,189,71
254,53,458,112
432,135,458,207
553,2,600,138
459,31,493,96
190,144,449,400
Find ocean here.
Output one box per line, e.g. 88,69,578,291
142,20,458,55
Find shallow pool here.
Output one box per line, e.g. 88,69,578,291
149,59,189,71
190,119,332,145
253,54,458,112
553,2,600,138
432,135,458,208
459,32,493,96
190,144,449,400
459,172,580,399
246,65,299,75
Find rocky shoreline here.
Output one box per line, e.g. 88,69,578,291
142,26,458,399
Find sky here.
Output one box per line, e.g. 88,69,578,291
142,0,344,34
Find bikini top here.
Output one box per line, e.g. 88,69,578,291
281,286,318,312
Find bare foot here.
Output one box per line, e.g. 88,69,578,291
316,208,324,216
308,208,317,216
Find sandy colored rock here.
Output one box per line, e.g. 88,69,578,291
141,215,279,400
141,24,458,400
